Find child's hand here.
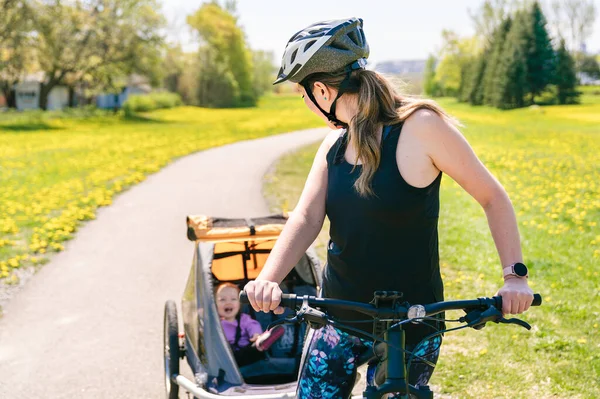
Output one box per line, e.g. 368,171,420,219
250,333,264,351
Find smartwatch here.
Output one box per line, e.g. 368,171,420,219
503,262,529,279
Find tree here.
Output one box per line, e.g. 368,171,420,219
434,31,480,97
0,0,31,108
0,0,23,46
187,1,256,107
554,39,579,104
196,45,239,108
162,44,186,94
423,55,441,96
578,55,600,79
462,52,488,105
469,0,513,44
252,50,275,98
31,0,165,110
176,54,200,105
548,0,597,52
482,17,512,105
526,2,555,102
493,11,530,109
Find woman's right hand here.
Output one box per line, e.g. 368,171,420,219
244,280,284,314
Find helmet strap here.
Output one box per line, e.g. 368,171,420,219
300,59,366,130
301,80,347,129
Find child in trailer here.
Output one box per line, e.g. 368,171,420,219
216,282,285,367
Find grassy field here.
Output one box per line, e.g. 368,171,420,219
263,90,600,398
0,95,323,283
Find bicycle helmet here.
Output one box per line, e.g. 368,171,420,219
274,17,369,85
274,18,370,129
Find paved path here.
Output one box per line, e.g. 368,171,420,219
0,128,328,399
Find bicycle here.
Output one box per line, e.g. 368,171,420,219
240,290,542,399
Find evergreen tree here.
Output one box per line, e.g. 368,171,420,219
463,52,488,105
457,61,475,102
482,17,512,105
493,11,529,109
554,39,579,104
526,2,555,103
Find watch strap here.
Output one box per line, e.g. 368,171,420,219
503,263,528,279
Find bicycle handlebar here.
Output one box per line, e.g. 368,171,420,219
240,292,542,319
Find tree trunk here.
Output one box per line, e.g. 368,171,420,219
39,81,55,110
39,83,49,110
68,86,76,107
1,84,17,108
7,89,16,108
40,71,66,110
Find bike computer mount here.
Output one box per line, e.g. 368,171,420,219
370,291,405,337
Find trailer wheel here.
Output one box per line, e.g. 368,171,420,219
164,300,180,399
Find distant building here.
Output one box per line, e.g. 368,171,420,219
373,60,427,75
12,73,70,111
14,80,70,111
96,75,152,109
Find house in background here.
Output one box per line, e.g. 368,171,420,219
14,73,70,111
96,75,152,109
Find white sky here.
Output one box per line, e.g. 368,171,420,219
162,0,600,66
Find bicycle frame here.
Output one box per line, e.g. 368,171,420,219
362,322,433,399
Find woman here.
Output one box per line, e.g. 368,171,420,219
244,17,533,398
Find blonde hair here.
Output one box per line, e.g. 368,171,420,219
215,282,240,296
303,69,458,197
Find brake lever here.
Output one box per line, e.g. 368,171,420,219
297,298,329,329
461,306,503,330
496,317,532,330
461,306,532,331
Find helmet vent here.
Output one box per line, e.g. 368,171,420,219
348,31,361,46
308,27,327,35
290,48,298,64
304,40,317,52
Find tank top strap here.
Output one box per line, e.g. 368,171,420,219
326,130,349,166
380,122,404,161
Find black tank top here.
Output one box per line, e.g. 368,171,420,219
324,123,444,345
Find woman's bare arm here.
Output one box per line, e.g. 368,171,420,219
405,110,533,315
245,130,340,312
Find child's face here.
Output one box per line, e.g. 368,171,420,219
216,286,240,320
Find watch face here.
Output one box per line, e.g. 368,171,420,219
514,262,528,277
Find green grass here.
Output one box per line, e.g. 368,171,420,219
263,90,600,399
0,94,322,282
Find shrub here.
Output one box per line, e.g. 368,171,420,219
122,92,182,116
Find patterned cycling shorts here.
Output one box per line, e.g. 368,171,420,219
297,325,442,399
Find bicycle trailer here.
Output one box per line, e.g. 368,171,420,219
163,214,322,399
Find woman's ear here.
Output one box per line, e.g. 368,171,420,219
312,82,331,101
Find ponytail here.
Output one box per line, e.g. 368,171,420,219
304,69,458,197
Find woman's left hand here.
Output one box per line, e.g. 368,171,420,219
496,278,534,315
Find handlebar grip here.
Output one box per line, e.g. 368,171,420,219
279,293,299,309
239,292,299,309
494,293,542,308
